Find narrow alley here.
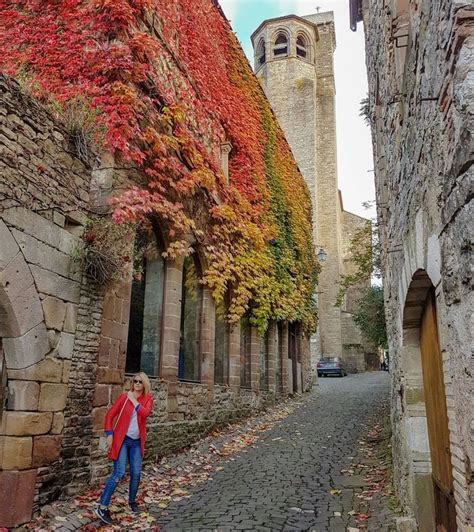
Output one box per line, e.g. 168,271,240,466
153,372,395,531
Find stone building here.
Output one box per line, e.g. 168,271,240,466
251,11,374,371
353,1,473,530
0,1,316,527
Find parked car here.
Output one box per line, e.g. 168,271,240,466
316,357,347,377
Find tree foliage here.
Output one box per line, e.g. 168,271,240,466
352,286,387,349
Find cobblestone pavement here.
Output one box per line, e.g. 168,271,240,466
27,372,396,532
151,372,395,532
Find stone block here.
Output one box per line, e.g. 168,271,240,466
0,250,35,302
42,296,66,330
57,332,75,359
30,264,80,303
3,322,50,370
63,302,78,333
39,383,68,411
0,219,19,270
11,228,76,280
93,384,109,407
0,469,37,527
7,357,63,382
4,411,53,435
7,380,40,410
96,367,123,384
0,436,33,469
62,360,72,383
92,406,107,431
33,435,62,466
51,412,65,434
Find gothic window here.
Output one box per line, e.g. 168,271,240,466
178,254,202,382
240,316,251,388
296,35,307,58
214,299,229,385
273,32,288,58
257,38,266,66
126,248,165,377
259,330,269,390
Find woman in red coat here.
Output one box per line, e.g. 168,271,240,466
95,372,153,525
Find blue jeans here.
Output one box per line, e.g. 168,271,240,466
99,436,142,507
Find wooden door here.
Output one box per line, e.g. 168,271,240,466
420,291,457,532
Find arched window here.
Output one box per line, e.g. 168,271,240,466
273,32,288,58
257,38,266,66
126,246,166,377
240,316,251,388
178,254,202,382
214,299,229,384
259,330,269,390
296,35,308,58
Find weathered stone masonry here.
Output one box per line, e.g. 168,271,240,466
357,1,473,530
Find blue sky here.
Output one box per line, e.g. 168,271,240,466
219,0,375,219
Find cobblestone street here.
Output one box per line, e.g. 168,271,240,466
151,372,395,531
28,372,395,531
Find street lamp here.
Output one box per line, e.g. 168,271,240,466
317,247,327,263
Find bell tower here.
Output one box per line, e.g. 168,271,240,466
252,13,343,360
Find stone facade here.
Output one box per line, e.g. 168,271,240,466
251,12,372,370
0,10,312,525
357,1,473,530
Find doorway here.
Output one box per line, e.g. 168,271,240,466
420,290,457,531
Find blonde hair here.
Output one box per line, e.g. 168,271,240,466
132,371,151,396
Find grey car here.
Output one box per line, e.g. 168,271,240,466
316,356,347,377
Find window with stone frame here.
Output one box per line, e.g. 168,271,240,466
273,32,289,58
275,322,283,393
257,38,266,66
296,35,308,59
240,315,252,388
259,330,269,390
125,238,165,377
214,298,230,385
178,254,203,382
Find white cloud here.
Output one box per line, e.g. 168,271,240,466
218,0,238,22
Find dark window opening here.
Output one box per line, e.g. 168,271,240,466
274,33,288,57
214,299,229,385
296,36,307,58
257,39,266,65
178,254,202,382
126,255,165,376
275,323,283,393
240,316,251,388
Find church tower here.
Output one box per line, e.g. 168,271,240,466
252,12,344,360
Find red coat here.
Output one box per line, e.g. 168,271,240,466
104,392,154,460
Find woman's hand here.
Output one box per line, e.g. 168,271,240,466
106,435,113,451
127,391,138,407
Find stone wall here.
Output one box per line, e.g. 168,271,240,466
0,75,91,525
361,1,473,530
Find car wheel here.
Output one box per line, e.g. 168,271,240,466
339,370,344,377
317,372,321,378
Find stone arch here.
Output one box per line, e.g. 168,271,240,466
0,220,49,371
295,29,313,62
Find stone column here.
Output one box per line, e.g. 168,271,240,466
267,322,277,393
160,257,183,420
200,287,215,392
250,327,260,392
228,323,241,390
